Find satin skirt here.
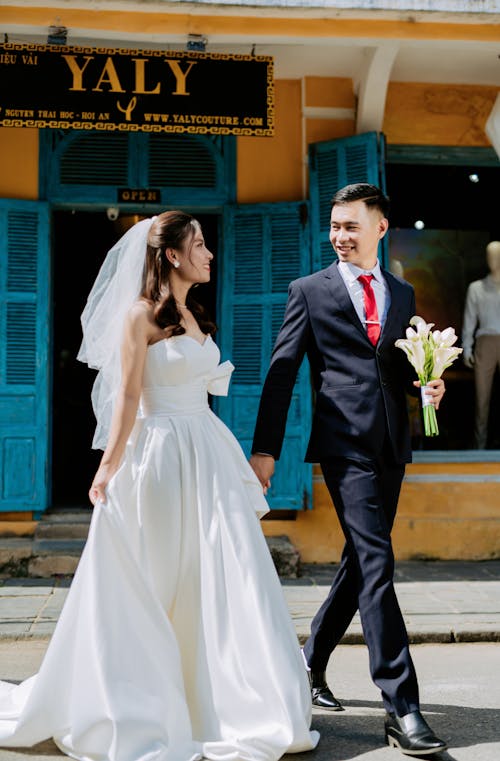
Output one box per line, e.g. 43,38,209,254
0,409,319,761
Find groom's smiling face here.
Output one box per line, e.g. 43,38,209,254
329,199,388,270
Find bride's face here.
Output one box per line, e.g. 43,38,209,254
176,226,213,284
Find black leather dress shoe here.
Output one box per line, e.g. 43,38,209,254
385,710,447,756
309,671,343,711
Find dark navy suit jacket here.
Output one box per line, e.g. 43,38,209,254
252,260,418,465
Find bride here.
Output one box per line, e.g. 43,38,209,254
0,211,320,761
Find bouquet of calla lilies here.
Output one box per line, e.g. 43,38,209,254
395,316,463,437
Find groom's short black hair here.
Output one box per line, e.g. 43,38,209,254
331,183,390,218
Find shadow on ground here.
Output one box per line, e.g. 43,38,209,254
284,700,500,760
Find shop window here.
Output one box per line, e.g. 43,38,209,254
386,161,500,451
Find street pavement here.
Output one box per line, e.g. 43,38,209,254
0,560,499,760
1,560,499,645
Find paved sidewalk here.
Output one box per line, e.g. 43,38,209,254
0,560,499,643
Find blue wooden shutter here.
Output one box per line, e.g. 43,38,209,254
309,131,386,270
0,200,50,514
42,131,234,207
216,202,312,510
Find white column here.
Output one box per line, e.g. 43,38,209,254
355,43,399,135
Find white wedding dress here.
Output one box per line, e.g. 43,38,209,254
0,334,319,761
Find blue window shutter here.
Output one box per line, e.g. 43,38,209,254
42,130,235,207
309,131,386,271
216,202,312,510
59,133,130,186
0,200,50,513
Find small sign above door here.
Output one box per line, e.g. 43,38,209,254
117,188,161,203
0,43,274,136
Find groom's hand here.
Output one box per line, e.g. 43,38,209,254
249,453,275,495
413,377,445,410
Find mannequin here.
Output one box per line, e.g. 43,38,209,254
462,241,500,448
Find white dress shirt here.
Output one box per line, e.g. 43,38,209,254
337,260,390,331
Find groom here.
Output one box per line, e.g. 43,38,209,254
250,183,447,756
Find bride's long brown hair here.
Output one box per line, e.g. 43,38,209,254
140,211,216,336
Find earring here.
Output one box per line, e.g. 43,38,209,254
173,260,180,269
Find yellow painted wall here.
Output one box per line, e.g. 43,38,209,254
305,119,355,147
0,127,38,199
304,77,354,109
262,462,500,562
304,76,355,151
237,79,302,203
383,82,500,146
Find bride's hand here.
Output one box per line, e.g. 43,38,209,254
89,464,115,505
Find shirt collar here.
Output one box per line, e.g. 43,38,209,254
338,259,383,286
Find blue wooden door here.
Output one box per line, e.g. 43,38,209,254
309,131,386,271
0,200,50,515
216,202,312,510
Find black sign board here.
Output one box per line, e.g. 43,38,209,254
0,43,274,136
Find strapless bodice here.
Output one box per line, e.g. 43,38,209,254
140,334,233,416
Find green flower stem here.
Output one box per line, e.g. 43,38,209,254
419,380,440,437
423,403,439,437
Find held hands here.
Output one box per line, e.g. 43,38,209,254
249,454,275,496
413,378,445,410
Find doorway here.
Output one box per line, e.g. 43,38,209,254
51,209,219,507
385,161,500,450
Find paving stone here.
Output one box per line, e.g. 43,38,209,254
0,621,31,638
27,622,59,638
0,584,54,597
0,596,47,619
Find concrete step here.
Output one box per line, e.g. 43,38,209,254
27,553,82,577
35,521,91,540
41,508,93,523
0,536,85,578
2,517,301,579
0,538,34,577
34,509,92,541
32,539,86,555
265,535,301,578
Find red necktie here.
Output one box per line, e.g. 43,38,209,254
358,274,380,345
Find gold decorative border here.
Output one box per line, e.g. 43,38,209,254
1,42,273,64
0,119,273,136
0,43,275,137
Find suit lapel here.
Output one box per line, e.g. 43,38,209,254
323,261,369,342
379,268,403,345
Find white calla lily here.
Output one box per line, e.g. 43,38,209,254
431,346,463,378
438,327,458,347
409,315,434,338
395,337,426,378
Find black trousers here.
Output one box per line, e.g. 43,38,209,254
302,451,419,716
